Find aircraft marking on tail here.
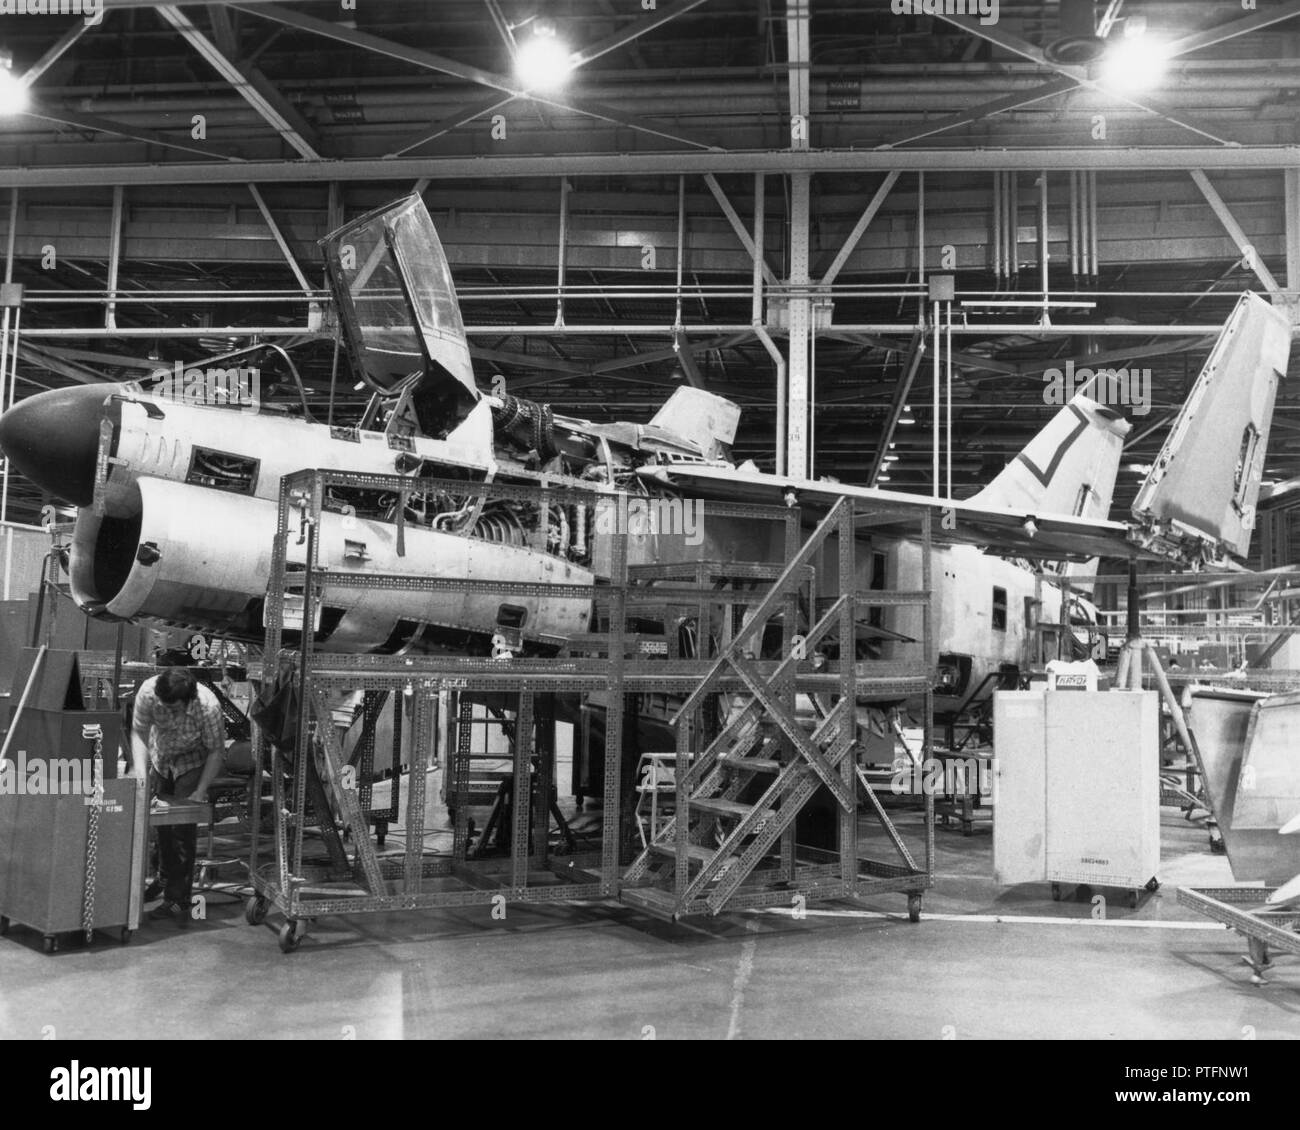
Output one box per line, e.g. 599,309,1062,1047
1014,404,1091,488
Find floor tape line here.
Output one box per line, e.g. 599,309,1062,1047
760,908,1232,930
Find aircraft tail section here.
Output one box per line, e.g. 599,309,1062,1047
647,387,740,460
969,395,1130,523
1131,292,1291,564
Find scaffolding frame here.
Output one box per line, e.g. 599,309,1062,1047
244,471,934,946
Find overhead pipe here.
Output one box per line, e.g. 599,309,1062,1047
1079,171,1088,278
555,176,570,328
1089,171,1100,281
932,298,940,495
749,173,787,476
1039,171,1050,320
993,172,1003,285
674,174,685,330
917,171,926,322
1010,172,1020,283
1069,171,1080,281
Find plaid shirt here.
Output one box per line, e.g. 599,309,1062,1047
134,676,226,779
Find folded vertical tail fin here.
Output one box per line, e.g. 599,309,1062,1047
1131,292,1292,565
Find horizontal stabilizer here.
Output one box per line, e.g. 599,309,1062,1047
1131,292,1291,564
970,395,1129,519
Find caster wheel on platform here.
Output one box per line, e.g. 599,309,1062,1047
907,894,922,923
42,935,58,954
119,928,133,945
244,896,268,926
278,921,304,953
1051,883,1062,902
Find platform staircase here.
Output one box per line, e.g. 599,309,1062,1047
621,498,930,921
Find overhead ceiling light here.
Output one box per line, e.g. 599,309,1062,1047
1098,27,1171,96
899,404,916,425
0,59,27,117
515,18,573,93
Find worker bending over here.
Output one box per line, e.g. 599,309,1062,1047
129,668,226,926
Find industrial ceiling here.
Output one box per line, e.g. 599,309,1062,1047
2,0,1300,566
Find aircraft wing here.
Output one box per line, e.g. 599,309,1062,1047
638,463,1150,561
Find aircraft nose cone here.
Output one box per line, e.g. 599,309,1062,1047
0,385,108,506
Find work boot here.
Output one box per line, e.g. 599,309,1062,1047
147,900,189,929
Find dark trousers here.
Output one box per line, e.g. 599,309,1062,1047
153,766,203,905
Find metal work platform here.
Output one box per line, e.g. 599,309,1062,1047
621,497,934,922
243,471,933,948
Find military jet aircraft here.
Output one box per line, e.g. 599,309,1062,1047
0,195,1289,720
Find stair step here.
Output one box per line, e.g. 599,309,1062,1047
690,797,773,820
717,756,783,773
649,842,719,863
620,886,682,921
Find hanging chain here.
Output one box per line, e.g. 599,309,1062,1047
82,724,104,943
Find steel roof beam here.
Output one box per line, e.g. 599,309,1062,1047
1190,168,1282,295
18,21,93,89
896,3,1300,151
570,0,714,68
156,4,321,160
921,11,1235,147
19,99,245,162
229,2,719,151
15,146,1300,187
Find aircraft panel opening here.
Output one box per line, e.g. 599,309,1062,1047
186,447,260,495
91,511,143,604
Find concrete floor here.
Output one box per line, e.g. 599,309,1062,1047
1,795,1297,1040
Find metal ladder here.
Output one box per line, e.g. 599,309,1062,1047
622,499,861,919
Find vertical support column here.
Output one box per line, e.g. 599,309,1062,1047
921,510,934,885
675,704,690,901
532,696,554,864
1,186,24,566
451,696,474,859
511,690,534,894
601,493,629,894
787,171,812,480
779,507,800,882
838,500,856,892
251,483,293,885
289,474,323,891
404,689,430,895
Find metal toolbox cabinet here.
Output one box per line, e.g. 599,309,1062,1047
0,777,147,951
994,689,1160,899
